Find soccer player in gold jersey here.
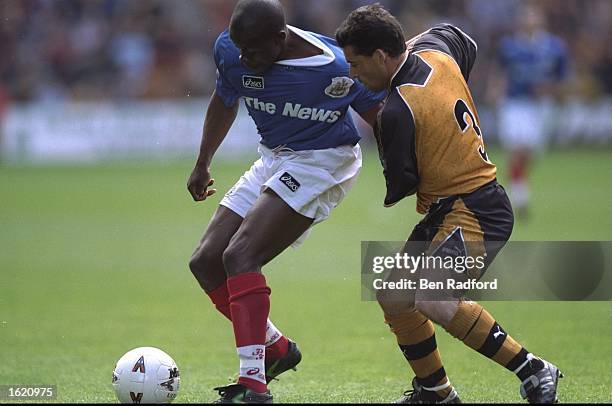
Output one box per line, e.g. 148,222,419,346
336,5,562,403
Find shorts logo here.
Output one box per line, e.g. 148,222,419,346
242,75,264,89
325,76,354,98
279,172,300,192
493,325,505,339
225,185,237,197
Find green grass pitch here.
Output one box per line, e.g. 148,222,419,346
1,148,611,403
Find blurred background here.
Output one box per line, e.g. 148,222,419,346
1,0,611,164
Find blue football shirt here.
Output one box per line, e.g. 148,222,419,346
498,31,568,98
214,26,385,151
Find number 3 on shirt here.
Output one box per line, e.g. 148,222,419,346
454,99,490,162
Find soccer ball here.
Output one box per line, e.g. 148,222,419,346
112,347,180,404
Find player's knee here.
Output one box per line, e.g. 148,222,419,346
189,248,208,276
188,251,201,275
414,299,435,316
223,237,260,276
376,289,415,316
189,243,223,285
414,299,449,324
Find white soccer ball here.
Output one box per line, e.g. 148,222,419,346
112,347,180,404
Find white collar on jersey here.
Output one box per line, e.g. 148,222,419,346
389,50,409,87
275,25,335,67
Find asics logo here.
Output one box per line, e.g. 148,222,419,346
493,325,505,339
242,75,264,89
279,172,300,192
246,368,260,376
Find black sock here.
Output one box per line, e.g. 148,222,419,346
516,356,545,381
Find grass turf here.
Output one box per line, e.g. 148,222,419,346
1,148,611,403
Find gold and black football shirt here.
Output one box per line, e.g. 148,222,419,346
375,24,497,214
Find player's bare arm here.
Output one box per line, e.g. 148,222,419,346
357,103,382,127
187,90,239,202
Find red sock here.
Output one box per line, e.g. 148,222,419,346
207,283,232,320
511,159,524,182
208,283,289,361
228,273,271,393
266,335,289,360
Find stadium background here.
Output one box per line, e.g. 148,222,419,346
1,0,610,403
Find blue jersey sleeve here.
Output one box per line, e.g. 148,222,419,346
213,33,241,107
350,81,385,113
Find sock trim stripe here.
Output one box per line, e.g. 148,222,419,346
409,350,445,378
513,352,535,374
388,317,430,337
477,322,507,358
417,367,448,388
507,348,529,372
463,308,493,349
459,305,484,341
423,380,451,392
492,335,523,366
399,334,438,361
506,347,529,372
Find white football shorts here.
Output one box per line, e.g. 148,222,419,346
220,143,362,246
498,98,553,150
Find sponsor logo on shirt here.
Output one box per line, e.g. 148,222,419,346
243,97,342,123
242,75,265,89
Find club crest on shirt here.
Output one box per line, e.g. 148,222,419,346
325,77,354,98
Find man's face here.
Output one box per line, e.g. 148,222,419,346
342,45,389,92
230,30,284,74
520,8,544,35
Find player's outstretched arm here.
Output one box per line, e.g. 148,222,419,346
187,90,239,202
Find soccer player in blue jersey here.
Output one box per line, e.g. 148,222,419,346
496,6,568,218
186,0,383,402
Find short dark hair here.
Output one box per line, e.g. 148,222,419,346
230,0,286,41
336,4,406,57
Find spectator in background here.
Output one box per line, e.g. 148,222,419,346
494,6,569,218
3,0,609,111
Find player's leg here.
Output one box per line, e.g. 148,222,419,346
416,298,540,383
189,205,242,296
500,98,542,219
422,298,562,403
220,188,313,396
415,184,561,403
215,145,361,400
188,205,295,366
376,226,459,404
509,146,531,218
223,189,314,275
189,156,305,378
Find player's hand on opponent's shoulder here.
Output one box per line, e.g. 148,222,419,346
187,166,217,202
